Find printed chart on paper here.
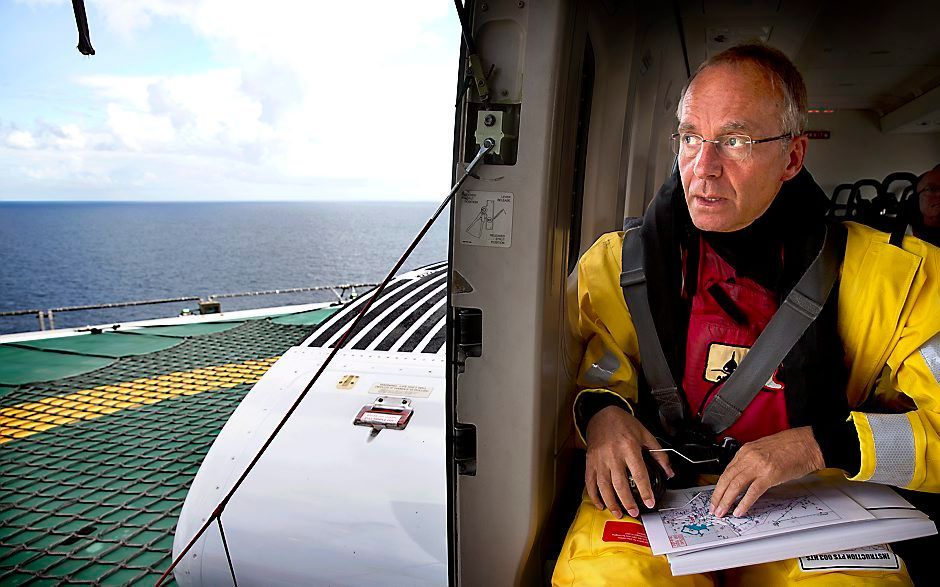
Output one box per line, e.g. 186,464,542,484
643,480,872,555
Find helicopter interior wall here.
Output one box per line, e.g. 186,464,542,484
624,22,690,214
540,0,691,581
451,1,689,584
452,2,584,585
571,5,689,262
804,109,940,195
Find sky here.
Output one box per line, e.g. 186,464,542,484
0,0,462,201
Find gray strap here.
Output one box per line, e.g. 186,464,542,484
699,224,847,434
620,228,687,434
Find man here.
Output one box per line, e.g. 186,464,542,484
912,165,940,246
552,43,940,585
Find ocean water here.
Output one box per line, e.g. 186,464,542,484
0,202,449,335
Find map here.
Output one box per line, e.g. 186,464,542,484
640,478,880,557
638,476,929,575
659,485,840,550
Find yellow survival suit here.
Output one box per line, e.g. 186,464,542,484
552,219,940,586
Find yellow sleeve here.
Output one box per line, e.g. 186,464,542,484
570,231,643,443
846,232,940,491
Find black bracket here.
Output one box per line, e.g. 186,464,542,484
454,422,477,476
453,307,482,373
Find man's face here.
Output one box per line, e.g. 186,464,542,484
917,169,940,228
677,63,806,232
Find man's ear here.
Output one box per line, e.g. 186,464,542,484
780,134,808,182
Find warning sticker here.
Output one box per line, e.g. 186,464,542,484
360,412,403,425
459,191,513,248
602,521,650,547
798,544,900,572
369,383,433,398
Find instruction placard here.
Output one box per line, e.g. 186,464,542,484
459,191,513,248
369,382,433,398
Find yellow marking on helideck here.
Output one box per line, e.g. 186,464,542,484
0,357,279,444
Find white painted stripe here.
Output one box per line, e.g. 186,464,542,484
303,270,442,348
344,273,446,349
361,283,447,351
413,311,447,354
389,297,447,353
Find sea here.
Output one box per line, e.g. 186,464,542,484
0,201,449,335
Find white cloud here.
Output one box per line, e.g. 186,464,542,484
79,69,275,157
15,0,66,6
1,120,116,152
5,0,460,200
6,130,38,149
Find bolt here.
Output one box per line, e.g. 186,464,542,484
481,3,488,10
484,114,496,126
518,0,525,7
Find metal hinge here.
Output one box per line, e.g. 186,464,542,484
454,423,477,476
453,307,482,373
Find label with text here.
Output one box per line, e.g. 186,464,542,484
602,521,650,547
799,545,899,572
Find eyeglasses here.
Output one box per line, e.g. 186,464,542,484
670,132,793,161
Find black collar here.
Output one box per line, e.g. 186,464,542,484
637,164,832,380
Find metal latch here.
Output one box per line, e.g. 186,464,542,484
354,396,413,438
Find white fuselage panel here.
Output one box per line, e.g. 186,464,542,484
173,347,448,586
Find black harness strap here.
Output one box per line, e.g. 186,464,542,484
620,228,688,436
620,223,848,436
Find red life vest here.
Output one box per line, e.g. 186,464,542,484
681,237,789,444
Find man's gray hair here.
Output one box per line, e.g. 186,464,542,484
676,42,808,137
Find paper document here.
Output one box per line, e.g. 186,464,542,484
645,479,871,555
666,510,935,575
640,475,936,576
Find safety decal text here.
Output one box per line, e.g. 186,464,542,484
602,521,650,547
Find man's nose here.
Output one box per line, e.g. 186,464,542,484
693,141,722,179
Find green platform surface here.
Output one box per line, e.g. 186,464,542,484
13,333,182,359
134,322,242,338
1,319,320,585
0,346,114,387
271,306,339,325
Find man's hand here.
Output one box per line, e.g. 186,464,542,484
710,426,825,518
585,406,674,518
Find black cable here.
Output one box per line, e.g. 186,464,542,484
453,0,478,56
456,74,475,108
217,516,238,586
